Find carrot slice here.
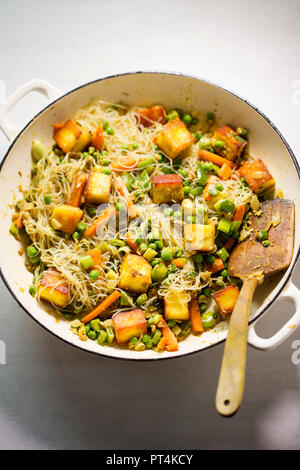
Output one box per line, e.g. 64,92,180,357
81,290,121,323
115,176,137,218
203,175,219,201
173,258,186,268
207,257,224,273
68,173,87,207
157,337,168,351
124,231,138,253
219,163,232,180
91,124,104,151
111,156,142,171
84,207,116,237
14,214,24,230
198,149,235,169
189,299,204,334
158,317,178,352
87,248,102,269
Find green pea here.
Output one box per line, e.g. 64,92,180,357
178,169,187,178
136,293,147,306
221,269,228,277
151,263,168,282
142,334,151,344
155,240,163,250
129,336,138,347
199,136,213,151
106,327,115,344
167,110,179,121
90,319,101,332
88,330,98,340
191,118,198,125
85,323,91,334
199,303,207,313
258,229,268,241
90,270,100,280
9,223,19,236
102,158,110,166
121,144,130,150
161,166,174,174
116,202,126,212
205,254,215,264
102,169,111,175
190,187,203,197
208,188,218,197
27,245,38,258
89,207,97,217
29,285,36,296
76,222,87,232
72,231,81,241
139,242,148,254
106,127,114,135
203,287,213,297
145,339,153,349
214,140,225,150
236,127,248,138
220,199,236,214
183,114,193,126
193,253,203,264
183,186,190,195
262,240,271,247
185,215,195,224
216,184,224,192
132,143,139,149
161,247,173,262
173,211,182,219
147,243,157,250
164,207,174,217
207,112,215,121
44,195,51,205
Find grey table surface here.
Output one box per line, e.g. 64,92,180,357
0,0,300,450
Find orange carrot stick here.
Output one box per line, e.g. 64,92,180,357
84,207,116,237
124,231,138,253
158,317,178,352
87,248,102,269
157,337,168,351
173,258,186,268
81,290,121,323
207,257,224,273
115,176,137,218
68,173,87,207
219,163,232,180
14,214,24,230
203,175,219,201
198,149,235,169
189,299,204,334
91,124,104,151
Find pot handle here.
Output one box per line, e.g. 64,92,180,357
0,79,62,141
248,281,300,350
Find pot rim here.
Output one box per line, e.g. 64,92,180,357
0,69,299,362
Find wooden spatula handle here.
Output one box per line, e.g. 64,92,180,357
216,277,258,416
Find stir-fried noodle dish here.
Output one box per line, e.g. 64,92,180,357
11,100,278,352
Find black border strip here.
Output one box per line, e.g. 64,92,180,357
0,70,299,362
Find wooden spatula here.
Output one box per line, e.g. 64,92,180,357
216,199,295,416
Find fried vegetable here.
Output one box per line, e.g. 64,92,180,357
151,174,184,204
136,105,166,127
238,159,275,194
184,223,215,252
39,268,69,308
53,120,82,153
119,254,152,293
213,126,247,161
112,309,147,344
155,118,194,160
164,291,189,321
213,285,240,315
85,172,112,204
51,204,83,234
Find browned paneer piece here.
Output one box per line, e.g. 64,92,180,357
237,159,275,194
164,291,190,321
51,204,83,234
151,174,184,204
155,118,194,160
119,254,152,294
38,268,69,308
53,120,91,153
213,285,240,315
112,309,147,344
136,105,166,127
85,172,112,204
213,126,246,161
184,224,215,251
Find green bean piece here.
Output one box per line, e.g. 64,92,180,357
44,195,51,205
80,255,94,270
218,218,232,234
152,328,162,345
98,329,108,345
144,248,158,262
136,293,148,306
216,247,229,262
258,229,268,241
220,199,236,214
72,231,81,241
88,330,98,340
90,319,101,332
106,327,115,344
29,285,36,296
137,157,155,168
262,240,271,247
161,247,173,262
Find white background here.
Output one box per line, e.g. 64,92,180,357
0,0,299,450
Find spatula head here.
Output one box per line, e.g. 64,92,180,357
228,199,295,280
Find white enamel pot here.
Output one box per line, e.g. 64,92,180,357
0,72,299,361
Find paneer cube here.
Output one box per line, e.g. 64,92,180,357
164,291,189,321
112,309,147,344
51,204,83,234
119,254,152,293
53,120,82,153
213,285,240,315
151,174,184,204
38,268,69,308
85,172,112,204
238,159,275,194
155,118,194,160
213,126,246,161
136,105,166,127
72,126,91,152
184,224,215,252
